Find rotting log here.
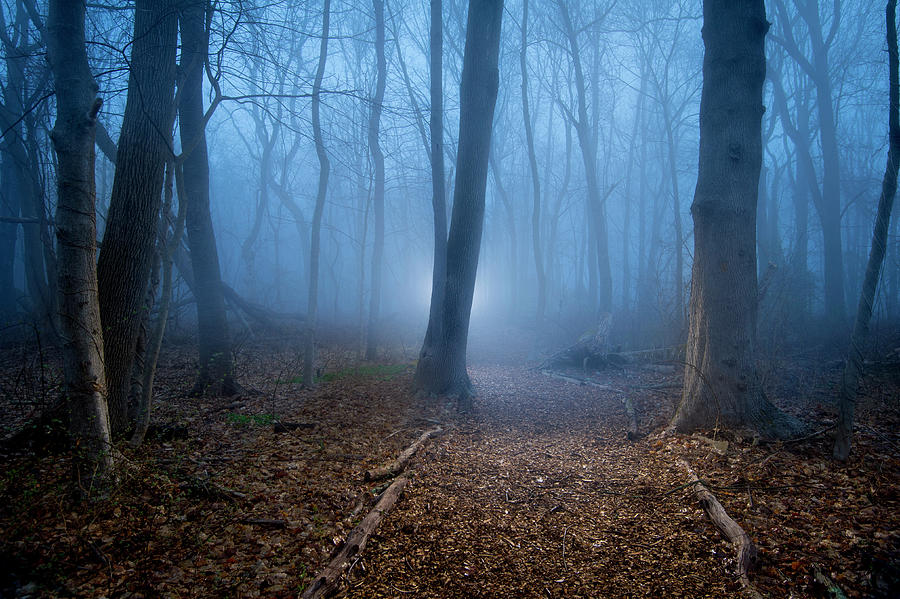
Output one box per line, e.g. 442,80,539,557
365,427,442,481
302,475,408,599
679,458,762,599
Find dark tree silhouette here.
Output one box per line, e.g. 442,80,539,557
178,0,238,396
97,0,177,434
672,0,801,438
414,0,504,408
834,0,900,460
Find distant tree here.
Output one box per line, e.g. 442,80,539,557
0,0,56,332
304,0,332,387
771,0,846,328
97,0,177,435
365,0,387,360
414,0,504,408
520,0,546,329
672,0,802,438
45,0,115,491
834,0,900,460
557,0,613,318
178,0,238,396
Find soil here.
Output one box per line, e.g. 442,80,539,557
0,327,898,598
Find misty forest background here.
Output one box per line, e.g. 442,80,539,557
2,0,900,596
3,0,896,350
1,0,899,487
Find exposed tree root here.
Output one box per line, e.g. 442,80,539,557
678,458,762,599
365,427,443,481
302,476,408,598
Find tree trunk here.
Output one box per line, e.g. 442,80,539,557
414,0,504,407
304,0,331,387
833,0,900,460
365,0,387,361
672,0,801,439
97,0,177,435
178,0,237,396
416,0,449,382
131,159,187,448
46,0,115,492
520,0,545,328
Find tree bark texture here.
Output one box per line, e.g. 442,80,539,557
303,0,331,387
414,0,504,406
365,0,387,361
833,0,900,460
46,0,115,492
97,0,177,435
672,0,801,439
178,0,237,396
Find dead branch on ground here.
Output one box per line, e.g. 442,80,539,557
365,427,442,481
302,476,408,599
679,458,762,599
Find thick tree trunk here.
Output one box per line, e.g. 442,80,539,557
520,0,545,328
303,0,331,387
97,0,177,435
414,0,504,408
178,0,237,396
46,0,115,492
672,0,801,439
833,0,900,461
365,0,387,361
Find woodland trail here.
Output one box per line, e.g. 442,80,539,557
347,364,737,597
1,337,897,598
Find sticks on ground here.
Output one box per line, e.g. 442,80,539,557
301,475,408,599
679,458,762,599
364,427,442,481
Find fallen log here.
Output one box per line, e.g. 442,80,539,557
302,476,408,599
364,427,442,481
678,458,762,599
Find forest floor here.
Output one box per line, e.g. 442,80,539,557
0,324,898,598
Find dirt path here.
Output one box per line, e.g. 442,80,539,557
347,365,736,597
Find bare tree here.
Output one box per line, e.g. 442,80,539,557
45,0,115,492
672,0,801,439
521,0,546,328
414,0,449,387
178,0,238,396
365,0,387,360
304,0,332,387
414,0,504,408
834,0,900,460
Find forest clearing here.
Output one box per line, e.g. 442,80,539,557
1,326,898,597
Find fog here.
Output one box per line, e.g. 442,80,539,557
2,0,897,357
